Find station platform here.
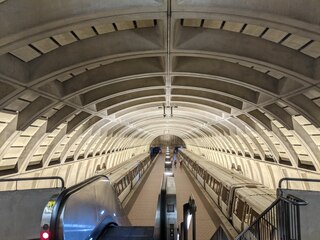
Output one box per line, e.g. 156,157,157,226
127,153,222,239
1,151,317,240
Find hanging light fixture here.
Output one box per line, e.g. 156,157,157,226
160,104,178,118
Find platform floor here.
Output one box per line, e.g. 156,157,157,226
127,153,222,240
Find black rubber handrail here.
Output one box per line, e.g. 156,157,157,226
278,177,320,189
159,175,167,240
49,174,109,240
0,176,65,189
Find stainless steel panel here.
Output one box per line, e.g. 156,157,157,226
59,178,128,240
0,188,61,240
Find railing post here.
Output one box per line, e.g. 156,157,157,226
180,222,184,240
296,205,301,240
183,202,189,240
182,195,196,240
192,202,196,240
286,201,290,239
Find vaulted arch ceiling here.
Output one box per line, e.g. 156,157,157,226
0,0,320,189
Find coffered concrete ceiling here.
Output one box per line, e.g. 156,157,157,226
0,0,320,189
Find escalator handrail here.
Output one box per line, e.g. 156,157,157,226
49,175,109,239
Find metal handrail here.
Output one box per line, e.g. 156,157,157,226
159,175,167,240
278,177,320,189
0,176,65,189
211,225,230,240
285,194,308,205
236,198,280,239
181,194,196,240
49,175,109,240
236,195,308,240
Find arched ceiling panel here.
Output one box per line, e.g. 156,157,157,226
171,88,243,110
0,0,320,188
171,0,320,40
79,77,165,106
172,56,305,95
28,27,165,84
0,0,167,53
96,89,166,111
172,76,262,104
174,25,316,82
37,56,165,97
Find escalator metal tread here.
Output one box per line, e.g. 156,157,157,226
99,226,155,240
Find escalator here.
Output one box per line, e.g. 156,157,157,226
41,173,180,240
40,175,129,240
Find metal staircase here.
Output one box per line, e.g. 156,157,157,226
211,178,319,240
211,194,307,240
235,194,307,240
211,226,229,240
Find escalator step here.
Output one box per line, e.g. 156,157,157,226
100,226,155,240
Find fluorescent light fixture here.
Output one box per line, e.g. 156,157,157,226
165,161,171,164
164,172,173,176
